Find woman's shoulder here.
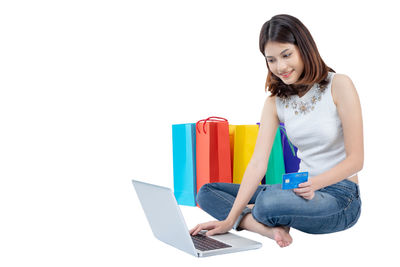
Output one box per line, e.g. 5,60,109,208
265,94,278,110
262,94,279,119
330,73,357,106
331,72,352,84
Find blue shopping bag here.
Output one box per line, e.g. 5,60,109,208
172,123,197,206
279,123,300,173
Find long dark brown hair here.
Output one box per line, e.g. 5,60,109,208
259,14,335,98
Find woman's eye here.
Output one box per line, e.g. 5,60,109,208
267,59,274,63
283,53,292,58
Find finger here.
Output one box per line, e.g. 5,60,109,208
293,187,309,194
300,192,313,199
189,225,199,235
192,222,217,236
190,227,198,236
304,192,315,200
205,230,215,236
193,224,207,236
191,224,204,235
299,190,312,197
206,227,219,236
295,190,310,198
206,223,230,236
299,181,311,187
192,224,205,236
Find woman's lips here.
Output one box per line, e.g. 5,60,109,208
281,70,293,78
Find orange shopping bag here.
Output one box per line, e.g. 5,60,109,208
196,117,232,196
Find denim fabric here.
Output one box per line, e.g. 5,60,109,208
196,179,361,234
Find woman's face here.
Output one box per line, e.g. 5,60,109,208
264,42,304,85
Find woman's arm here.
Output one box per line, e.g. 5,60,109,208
225,96,279,224
190,95,279,236
294,74,364,199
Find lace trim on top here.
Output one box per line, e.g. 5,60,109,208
279,83,328,115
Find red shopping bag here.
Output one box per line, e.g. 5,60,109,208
196,117,232,195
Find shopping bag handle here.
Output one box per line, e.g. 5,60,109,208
196,116,228,134
196,119,208,133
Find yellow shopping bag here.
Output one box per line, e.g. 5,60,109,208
230,124,285,185
230,125,259,184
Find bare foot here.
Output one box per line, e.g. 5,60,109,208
271,226,292,248
257,225,292,248
243,205,292,248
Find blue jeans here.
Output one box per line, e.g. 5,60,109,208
196,179,361,234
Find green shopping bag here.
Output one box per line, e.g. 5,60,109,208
264,127,285,185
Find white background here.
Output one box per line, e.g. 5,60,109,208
1,0,399,266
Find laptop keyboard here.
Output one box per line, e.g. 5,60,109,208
191,234,232,251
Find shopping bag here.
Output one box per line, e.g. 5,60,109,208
196,117,232,194
279,123,300,173
172,123,197,206
228,125,236,175
251,123,285,184
230,125,259,184
263,124,286,185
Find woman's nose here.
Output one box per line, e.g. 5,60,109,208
277,61,288,74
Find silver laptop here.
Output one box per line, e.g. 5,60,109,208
132,180,262,257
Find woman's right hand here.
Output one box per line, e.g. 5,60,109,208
189,220,234,236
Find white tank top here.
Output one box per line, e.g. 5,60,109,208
275,72,354,178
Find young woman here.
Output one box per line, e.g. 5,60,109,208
189,14,363,248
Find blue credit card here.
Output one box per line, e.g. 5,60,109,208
281,172,309,190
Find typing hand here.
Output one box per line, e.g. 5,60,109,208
189,220,233,236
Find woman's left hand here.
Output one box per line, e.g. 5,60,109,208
293,179,316,200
